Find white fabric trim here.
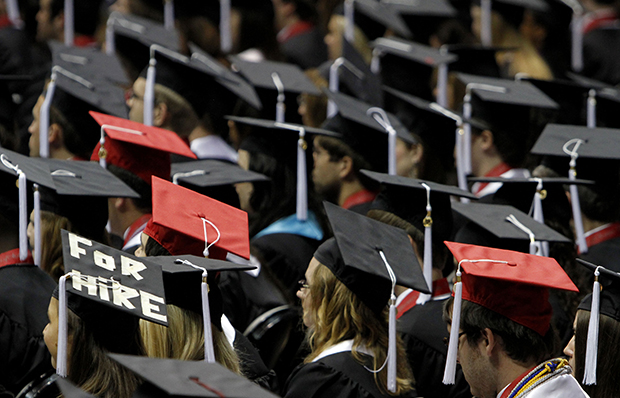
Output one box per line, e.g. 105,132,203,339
221,314,236,348
584,222,614,238
395,289,413,307
311,339,373,362
190,135,238,163
226,252,262,278
474,168,531,198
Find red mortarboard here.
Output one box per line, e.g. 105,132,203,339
144,177,250,260
444,241,578,336
89,111,196,184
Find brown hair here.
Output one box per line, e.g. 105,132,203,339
154,84,200,138
140,305,241,374
305,263,414,395
39,210,72,282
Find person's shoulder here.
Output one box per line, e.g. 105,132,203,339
525,371,589,397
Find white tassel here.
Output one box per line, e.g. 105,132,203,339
571,13,584,72
18,171,27,262
164,0,174,31
418,183,433,305
366,108,397,175
533,180,544,224
443,269,462,385
220,0,232,53
462,97,472,179
344,0,354,43
436,61,448,108
34,185,41,266
64,0,74,46
456,126,469,195
587,89,596,128
40,74,57,159
387,296,397,392
57,273,71,377
570,169,588,253
583,267,601,385
98,127,106,169
296,130,308,221
105,16,115,55
327,60,341,117
201,272,216,363
370,49,381,74
143,57,157,126
272,73,286,123
480,0,492,46
5,0,23,29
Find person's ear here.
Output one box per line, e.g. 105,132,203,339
479,130,495,151
153,102,168,128
480,327,500,357
48,123,63,148
339,155,354,179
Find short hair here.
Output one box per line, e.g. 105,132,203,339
314,135,379,191
471,124,527,169
154,83,200,138
107,164,152,213
443,298,556,365
50,0,103,36
50,104,96,160
578,183,620,224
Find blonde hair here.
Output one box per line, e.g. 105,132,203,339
330,15,373,63
305,264,414,395
140,304,241,374
39,210,71,282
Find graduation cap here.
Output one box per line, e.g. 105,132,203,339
55,230,168,376
521,76,591,126
49,40,129,86
106,12,180,80
336,0,412,43
443,44,503,78
384,0,457,45
575,258,620,385
442,240,578,384
39,66,128,159
322,90,416,174
171,159,269,208
89,111,196,185
110,354,280,398
144,176,250,261
145,255,255,362
0,148,55,264
453,201,570,256
362,170,475,302
370,37,457,104
566,73,620,129
228,56,321,123
318,201,429,392
530,124,620,254
227,115,340,220
382,86,458,175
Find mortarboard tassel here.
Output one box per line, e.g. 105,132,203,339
57,273,72,377
344,0,354,43
583,267,601,385
177,259,216,363
462,93,473,188
34,184,41,266
568,2,584,72
443,267,462,385
417,183,433,305
164,0,175,31
220,0,232,53
1,154,28,261
532,179,549,257
370,49,382,74
587,89,597,128
105,15,116,56
506,214,540,256
143,54,157,127
272,72,286,123
366,107,397,175
39,70,57,159
563,138,588,253
172,170,206,185
5,0,23,29
296,129,308,221
377,250,397,393
64,0,74,46
200,218,221,259
436,52,449,108
480,0,492,47
328,58,364,117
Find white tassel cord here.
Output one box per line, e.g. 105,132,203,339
462,97,472,180
327,60,341,117
64,0,74,46
587,89,597,128
583,267,601,385
443,268,462,385
201,218,221,258
5,0,23,29
418,183,433,305
480,0,492,46
105,16,115,55
164,0,174,31
366,107,398,176
505,214,539,256
143,56,157,126
34,185,41,266
1,155,28,261
40,74,57,159
344,0,354,43
377,250,398,393
98,126,107,168
272,72,286,123
571,10,584,72
220,0,232,53
563,138,588,253
532,179,549,257
436,61,449,108
296,129,308,221
57,273,72,377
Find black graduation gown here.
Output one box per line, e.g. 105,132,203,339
281,28,328,70
283,351,417,398
234,330,277,391
579,236,620,273
583,26,620,86
0,263,57,394
397,299,470,398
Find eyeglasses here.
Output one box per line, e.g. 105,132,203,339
298,279,310,290
443,332,466,348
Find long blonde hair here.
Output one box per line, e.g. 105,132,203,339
305,264,413,395
140,304,241,374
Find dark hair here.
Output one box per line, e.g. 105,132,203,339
107,165,152,213
283,0,318,23
577,184,620,224
50,0,103,36
470,124,527,169
144,235,171,257
574,311,620,398
235,6,282,61
49,104,94,160
443,298,556,365
314,135,379,192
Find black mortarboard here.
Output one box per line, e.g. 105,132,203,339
382,86,457,174
334,0,412,41
0,148,56,188
340,37,383,107
49,41,129,86
530,124,620,162
317,201,430,316
566,73,620,129
385,0,457,44
321,90,416,173
229,56,320,123
108,12,180,80
110,354,280,398
371,37,456,101
444,45,503,77
453,201,571,253
521,77,591,125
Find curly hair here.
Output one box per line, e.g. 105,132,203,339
305,263,414,395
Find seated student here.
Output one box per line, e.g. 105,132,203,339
135,177,274,388
283,203,428,398
563,262,620,398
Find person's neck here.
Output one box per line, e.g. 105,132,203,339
474,155,505,177
117,209,149,238
188,124,213,143
337,179,366,207
582,216,609,233
496,357,538,396
281,15,301,32
51,146,77,160
0,233,19,254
